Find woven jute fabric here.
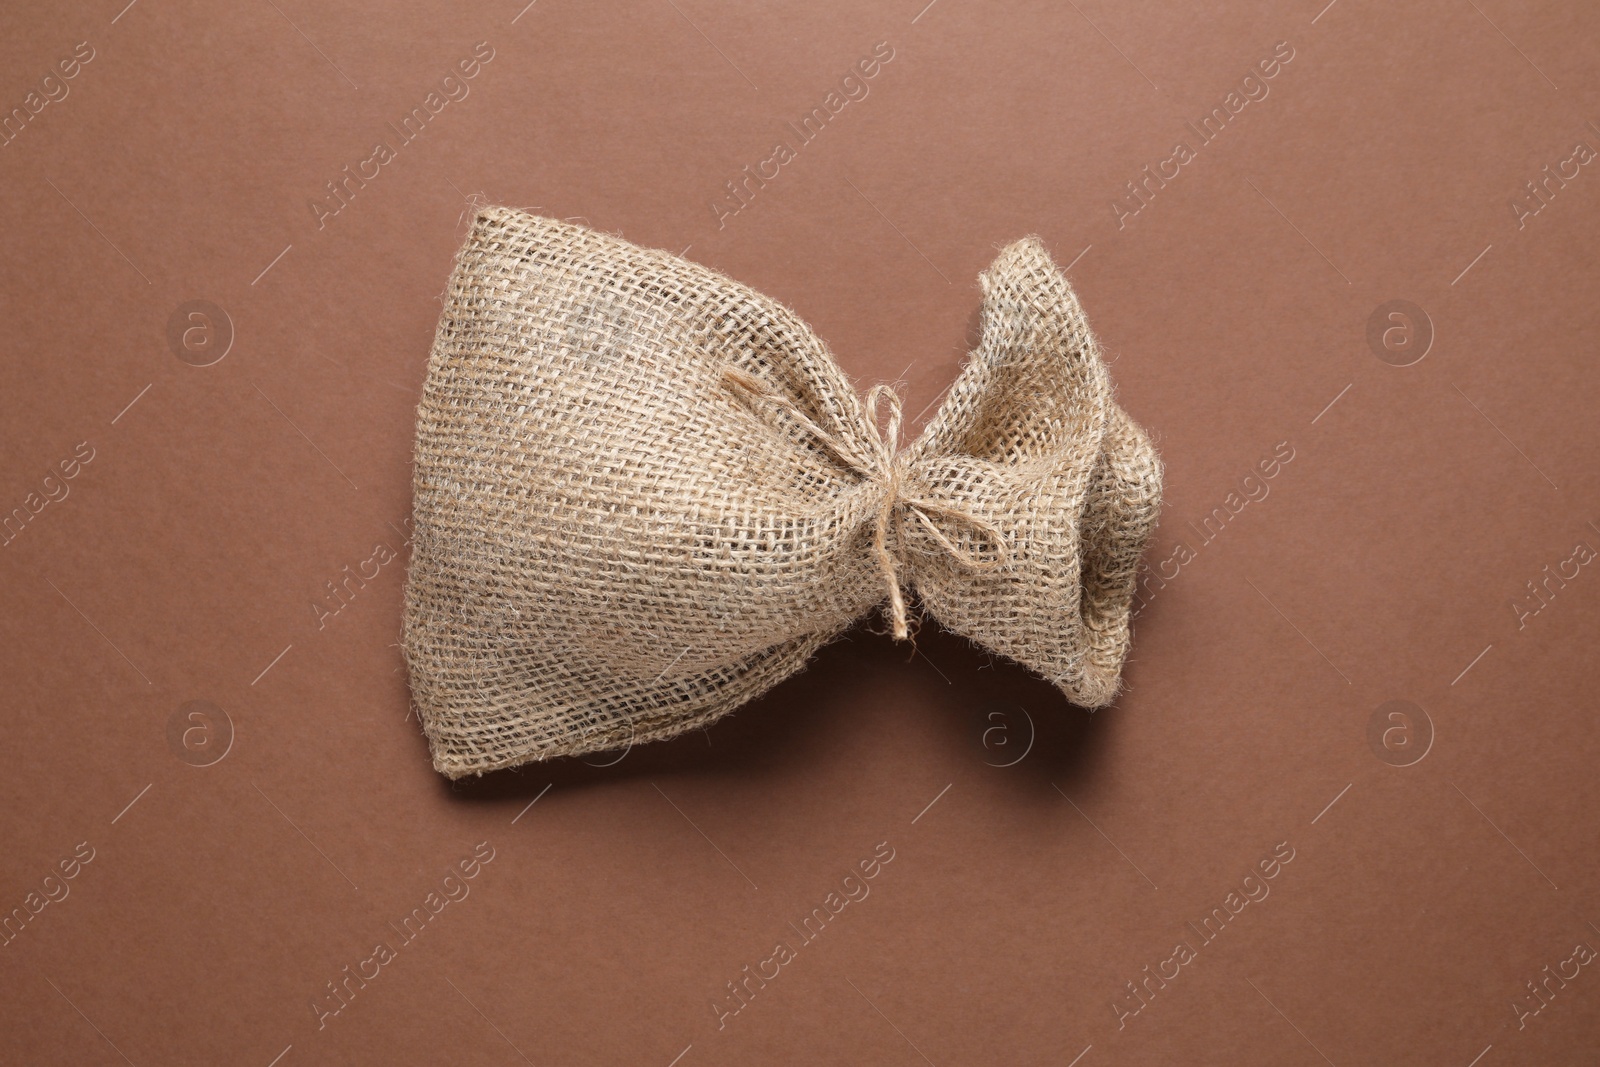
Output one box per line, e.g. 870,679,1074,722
403,206,1162,778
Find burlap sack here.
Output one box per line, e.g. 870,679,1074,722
403,206,1162,778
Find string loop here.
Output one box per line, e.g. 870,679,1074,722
722,366,1010,640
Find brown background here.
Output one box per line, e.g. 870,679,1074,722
3,0,1599,1063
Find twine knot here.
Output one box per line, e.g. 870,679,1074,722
724,367,1009,642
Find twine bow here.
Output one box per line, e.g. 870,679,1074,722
404,207,1164,777
721,366,1009,641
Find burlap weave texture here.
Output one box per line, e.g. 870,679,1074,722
404,207,1162,778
